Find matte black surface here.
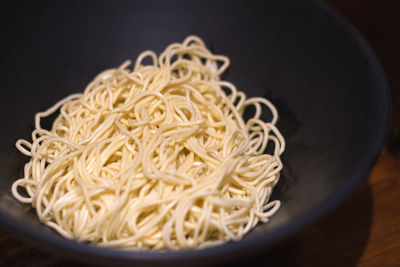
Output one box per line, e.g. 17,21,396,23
0,0,391,266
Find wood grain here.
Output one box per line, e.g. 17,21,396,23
2,2,400,265
1,149,399,266
234,150,400,267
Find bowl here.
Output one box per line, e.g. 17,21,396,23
0,0,391,266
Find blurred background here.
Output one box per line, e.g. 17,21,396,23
260,1,400,265
262,1,400,265
327,0,400,152
0,0,399,266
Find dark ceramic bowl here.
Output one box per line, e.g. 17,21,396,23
0,0,390,266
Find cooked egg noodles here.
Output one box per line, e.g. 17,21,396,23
11,36,285,249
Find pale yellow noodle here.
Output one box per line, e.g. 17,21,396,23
11,36,285,250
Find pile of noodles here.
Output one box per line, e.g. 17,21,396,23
12,36,285,250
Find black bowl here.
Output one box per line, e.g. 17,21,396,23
0,0,390,266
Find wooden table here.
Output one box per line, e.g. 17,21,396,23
1,149,399,266
247,149,400,266
2,1,400,266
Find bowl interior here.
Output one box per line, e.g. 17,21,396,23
0,0,390,265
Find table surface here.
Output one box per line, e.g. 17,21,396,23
259,149,400,266
2,2,400,266
1,149,399,266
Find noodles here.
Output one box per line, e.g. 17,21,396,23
11,36,285,250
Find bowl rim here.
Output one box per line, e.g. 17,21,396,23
0,0,392,265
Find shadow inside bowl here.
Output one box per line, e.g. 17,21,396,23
0,173,374,267
229,176,373,266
